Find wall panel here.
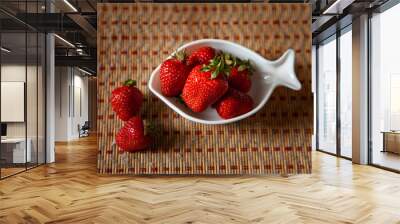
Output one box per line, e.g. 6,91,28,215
97,3,313,175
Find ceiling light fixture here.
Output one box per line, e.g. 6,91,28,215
78,67,93,76
76,48,86,56
323,0,355,15
54,34,75,48
1,47,11,53
63,0,78,12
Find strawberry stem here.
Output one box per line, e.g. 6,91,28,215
201,54,230,79
124,79,137,86
173,50,186,62
201,52,254,79
236,59,254,75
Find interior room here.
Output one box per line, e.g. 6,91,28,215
1,0,400,223
0,22,46,178
54,66,95,142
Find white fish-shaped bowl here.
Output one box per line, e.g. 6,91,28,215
148,39,301,125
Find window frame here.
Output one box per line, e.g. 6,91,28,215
315,24,353,160
367,0,400,173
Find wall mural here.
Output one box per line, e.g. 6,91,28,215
97,3,313,175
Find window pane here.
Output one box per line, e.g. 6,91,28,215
1,31,28,177
340,29,352,158
371,3,400,171
27,31,38,169
318,37,337,154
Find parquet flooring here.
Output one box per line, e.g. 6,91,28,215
1,167,26,178
1,135,400,224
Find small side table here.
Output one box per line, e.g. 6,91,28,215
381,131,400,154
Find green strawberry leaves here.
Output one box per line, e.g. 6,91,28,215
124,79,137,86
236,59,254,75
201,54,229,79
201,52,254,79
224,52,235,66
173,50,186,62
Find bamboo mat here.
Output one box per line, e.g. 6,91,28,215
97,3,312,175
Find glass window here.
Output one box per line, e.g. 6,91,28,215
0,2,46,179
317,36,337,154
1,30,28,178
339,28,352,158
370,3,400,171
27,31,38,169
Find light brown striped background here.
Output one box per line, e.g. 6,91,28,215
97,3,312,175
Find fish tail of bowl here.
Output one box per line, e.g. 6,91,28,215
263,48,302,91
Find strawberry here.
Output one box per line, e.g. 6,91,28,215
214,88,254,119
228,58,253,93
187,46,215,67
116,116,152,152
228,67,252,93
111,79,143,121
181,58,229,112
159,51,189,97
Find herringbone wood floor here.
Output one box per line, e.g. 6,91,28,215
1,136,400,224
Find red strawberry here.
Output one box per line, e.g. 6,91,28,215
116,116,152,152
187,46,215,67
228,59,253,93
181,63,229,113
215,88,254,119
228,67,252,93
159,51,189,97
111,79,143,121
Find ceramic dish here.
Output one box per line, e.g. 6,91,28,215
148,39,302,125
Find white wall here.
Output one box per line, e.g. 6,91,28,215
55,67,69,141
1,65,27,140
1,65,38,138
54,67,89,141
1,65,26,82
72,73,89,138
1,63,46,164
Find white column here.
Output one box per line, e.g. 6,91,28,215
46,32,55,163
352,14,369,164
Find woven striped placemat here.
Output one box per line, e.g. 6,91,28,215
97,3,312,175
